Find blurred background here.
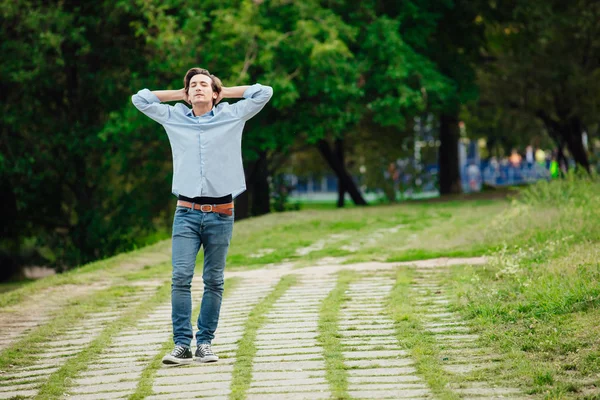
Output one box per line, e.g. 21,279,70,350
1,0,599,280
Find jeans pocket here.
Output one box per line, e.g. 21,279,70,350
216,210,234,221
175,206,191,215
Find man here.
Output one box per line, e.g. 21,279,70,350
132,68,273,365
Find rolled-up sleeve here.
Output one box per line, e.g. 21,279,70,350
131,89,171,124
233,84,273,121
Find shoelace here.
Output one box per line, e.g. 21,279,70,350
172,345,188,356
199,344,214,355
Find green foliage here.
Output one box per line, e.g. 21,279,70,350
1,0,167,268
470,0,600,162
0,0,531,274
270,174,300,213
360,17,453,128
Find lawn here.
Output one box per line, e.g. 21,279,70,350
445,175,600,398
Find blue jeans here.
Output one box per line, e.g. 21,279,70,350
171,206,234,347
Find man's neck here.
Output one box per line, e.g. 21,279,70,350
192,103,213,117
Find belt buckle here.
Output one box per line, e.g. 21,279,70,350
200,204,213,213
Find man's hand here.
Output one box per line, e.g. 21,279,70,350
181,88,190,105
216,88,225,105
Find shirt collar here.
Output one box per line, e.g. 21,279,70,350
186,107,215,117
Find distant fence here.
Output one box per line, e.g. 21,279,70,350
286,161,555,201
462,161,552,193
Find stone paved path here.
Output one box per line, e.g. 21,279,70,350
148,276,280,400
340,278,432,399
0,283,162,399
246,276,336,400
0,248,170,353
0,256,535,399
0,283,108,352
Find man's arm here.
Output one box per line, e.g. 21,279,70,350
219,86,251,101
131,88,186,124
152,89,187,103
222,84,273,121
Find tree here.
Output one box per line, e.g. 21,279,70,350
419,0,490,194
478,0,600,171
323,1,457,203
1,1,156,272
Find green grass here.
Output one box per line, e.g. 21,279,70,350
0,278,35,294
386,267,460,400
2,193,511,312
296,201,358,211
224,199,509,269
229,275,298,400
317,270,357,399
444,175,600,398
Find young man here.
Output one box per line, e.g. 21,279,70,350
132,68,273,365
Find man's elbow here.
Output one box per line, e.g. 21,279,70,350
262,85,274,101
131,93,141,106
131,93,148,110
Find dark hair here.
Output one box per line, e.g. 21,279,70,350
183,68,223,106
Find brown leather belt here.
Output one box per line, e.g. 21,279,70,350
176,200,234,216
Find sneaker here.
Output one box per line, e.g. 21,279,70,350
195,343,219,363
162,345,193,365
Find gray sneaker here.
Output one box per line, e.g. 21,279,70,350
195,343,219,363
162,345,193,365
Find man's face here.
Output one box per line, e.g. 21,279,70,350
188,74,217,106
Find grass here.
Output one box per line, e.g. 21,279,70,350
0,278,35,294
1,193,510,312
229,274,298,400
224,199,509,269
443,175,600,398
317,270,358,399
386,266,460,400
3,175,599,398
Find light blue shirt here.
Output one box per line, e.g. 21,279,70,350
132,84,273,198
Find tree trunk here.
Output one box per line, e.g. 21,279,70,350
236,161,257,221
234,191,249,220
251,151,270,216
537,110,568,171
0,177,22,282
334,138,346,208
438,113,462,195
562,117,590,172
537,111,590,173
317,139,367,206
237,152,271,220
